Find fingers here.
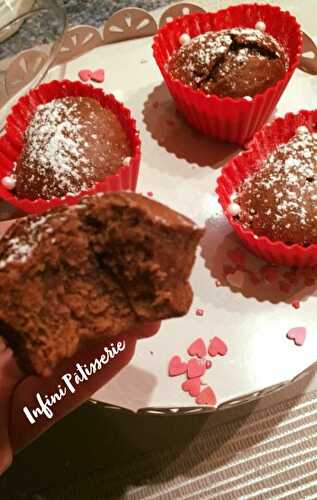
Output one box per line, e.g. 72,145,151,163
0,348,24,475
8,322,161,454
9,331,137,453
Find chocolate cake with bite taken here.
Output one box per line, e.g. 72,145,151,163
0,192,203,376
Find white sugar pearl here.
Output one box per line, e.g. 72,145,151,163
123,157,131,166
1,175,16,190
255,21,266,32
244,96,252,101
179,33,191,46
228,202,241,216
296,125,309,135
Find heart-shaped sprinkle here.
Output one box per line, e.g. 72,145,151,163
227,270,245,289
196,308,204,317
91,69,105,83
287,327,306,346
196,386,217,406
182,377,201,397
208,336,228,357
187,358,206,379
187,338,207,358
78,69,92,82
168,355,187,376
205,360,212,369
147,191,153,197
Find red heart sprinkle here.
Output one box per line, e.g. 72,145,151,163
196,386,217,406
168,355,187,376
187,338,207,358
205,360,212,369
287,327,306,346
187,358,206,379
78,69,92,82
208,336,228,357
182,377,201,397
91,69,105,82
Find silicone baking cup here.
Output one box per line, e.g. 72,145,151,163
0,80,141,214
217,109,317,268
153,4,302,146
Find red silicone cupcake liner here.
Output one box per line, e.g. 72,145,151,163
0,80,141,214
216,109,317,268
153,4,302,146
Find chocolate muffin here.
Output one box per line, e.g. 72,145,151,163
0,192,203,376
231,126,317,245
168,27,287,98
12,97,131,200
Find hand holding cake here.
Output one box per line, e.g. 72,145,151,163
0,192,203,473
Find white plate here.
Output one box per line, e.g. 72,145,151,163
39,0,317,412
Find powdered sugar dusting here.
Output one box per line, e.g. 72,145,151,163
236,127,317,244
14,99,93,196
169,28,287,92
0,214,52,269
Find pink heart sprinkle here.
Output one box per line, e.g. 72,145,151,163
196,386,217,406
91,69,105,83
182,377,201,397
187,338,207,358
168,355,187,376
187,358,206,379
196,308,204,317
208,336,228,357
287,327,306,346
78,69,92,82
147,191,153,197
